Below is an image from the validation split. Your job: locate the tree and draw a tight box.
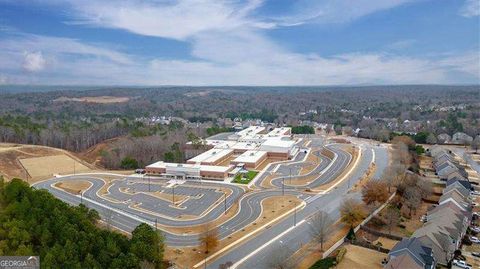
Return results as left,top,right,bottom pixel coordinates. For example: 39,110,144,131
130,224,164,268
472,135,480,154
200,225,219,254
426,133,437,144
266,245,295,269
361,180,389,206
308,211,333,251
340,199,366,228
403,187,422,217
120,156,139,169
384,205,400,235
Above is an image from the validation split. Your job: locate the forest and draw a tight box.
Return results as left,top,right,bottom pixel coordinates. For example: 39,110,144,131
0,178,165,268
0,85,478,168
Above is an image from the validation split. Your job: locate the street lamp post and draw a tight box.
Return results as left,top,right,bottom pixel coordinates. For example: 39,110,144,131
148,175,151,192
224,191,227,215
294,202,297,226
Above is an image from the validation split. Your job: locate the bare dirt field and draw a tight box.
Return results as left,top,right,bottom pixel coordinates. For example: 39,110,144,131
0,143,96,183
53,96,130,104
20,154,91,179
336,244,386,269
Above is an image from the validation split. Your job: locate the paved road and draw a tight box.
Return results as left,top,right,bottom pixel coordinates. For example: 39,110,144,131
33,138,388,267
210,145,389,269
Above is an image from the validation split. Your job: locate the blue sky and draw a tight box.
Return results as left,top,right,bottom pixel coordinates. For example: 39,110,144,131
0,0,478,85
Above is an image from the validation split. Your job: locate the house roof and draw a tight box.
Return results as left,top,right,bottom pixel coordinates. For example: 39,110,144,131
388,238,435,269
446,178,472,191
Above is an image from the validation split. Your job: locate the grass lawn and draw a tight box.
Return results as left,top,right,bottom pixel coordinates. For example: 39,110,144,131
232,170,258,184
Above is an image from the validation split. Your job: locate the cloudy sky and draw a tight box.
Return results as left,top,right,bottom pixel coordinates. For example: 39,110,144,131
0,0,479,85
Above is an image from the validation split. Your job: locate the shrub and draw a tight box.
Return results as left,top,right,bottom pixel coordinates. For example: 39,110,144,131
336,247,347,264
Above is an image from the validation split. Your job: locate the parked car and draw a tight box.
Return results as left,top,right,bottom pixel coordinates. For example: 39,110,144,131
420,215,428,223
471,252,480,258
470,226,480,233
470,191,480,196
135,169,146,174
470,236,480,244
453,259,472,269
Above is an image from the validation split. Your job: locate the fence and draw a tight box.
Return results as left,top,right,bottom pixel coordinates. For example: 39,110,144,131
359,225,403,241
322,191,397,258
348,239,391,254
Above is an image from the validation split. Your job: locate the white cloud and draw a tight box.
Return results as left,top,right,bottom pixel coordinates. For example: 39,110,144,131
265,0,417,27
0,74,7,84
22,51,46,72
386,39,417,50
63,0,266,40
0,0,478,85
460,0,480,17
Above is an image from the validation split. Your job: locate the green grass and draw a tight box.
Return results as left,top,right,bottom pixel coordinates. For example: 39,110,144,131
309,257,336,269
232,170,258,184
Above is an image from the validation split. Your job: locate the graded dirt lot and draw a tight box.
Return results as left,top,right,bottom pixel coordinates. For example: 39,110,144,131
20,155,91,179
0,143,96,183
336,244,386,269
54,96,130,103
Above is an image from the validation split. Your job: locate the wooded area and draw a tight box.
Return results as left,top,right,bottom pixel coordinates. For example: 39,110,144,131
0,178,165,268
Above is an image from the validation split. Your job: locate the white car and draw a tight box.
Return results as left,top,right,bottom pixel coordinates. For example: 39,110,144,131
470,191,480,196
470,236,480,243
453,259,472,269
471,226,480,233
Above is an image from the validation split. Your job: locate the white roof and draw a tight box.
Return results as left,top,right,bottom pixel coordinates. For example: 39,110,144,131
187,148,233,163
236,126,265,137
146,161,231,172
260,139,296,148
231,142,260,151
233,150,267,163
267,127,291,137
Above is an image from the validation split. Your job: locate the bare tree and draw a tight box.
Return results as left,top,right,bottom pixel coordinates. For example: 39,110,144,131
200,224,219,254
340,198,366,228
361,180,389,206
266,245,295,269
403,187,421,217
384,205,400,235
308,211,333,251
472,135,480,154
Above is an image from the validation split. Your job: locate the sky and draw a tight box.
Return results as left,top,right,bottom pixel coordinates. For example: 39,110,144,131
0,0,479,86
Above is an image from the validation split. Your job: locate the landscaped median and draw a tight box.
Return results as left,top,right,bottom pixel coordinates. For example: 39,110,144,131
232,170,258,184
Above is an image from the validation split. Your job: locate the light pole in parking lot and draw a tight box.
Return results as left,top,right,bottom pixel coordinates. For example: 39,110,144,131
282,177,285,196
172,184,176,205
148,175,151,192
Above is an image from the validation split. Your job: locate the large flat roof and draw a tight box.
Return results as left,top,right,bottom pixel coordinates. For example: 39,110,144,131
267,127,291,137
146,161,232,172
236,126,265,137
260,139,296,148
233,150,268,163
187,148,233,163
